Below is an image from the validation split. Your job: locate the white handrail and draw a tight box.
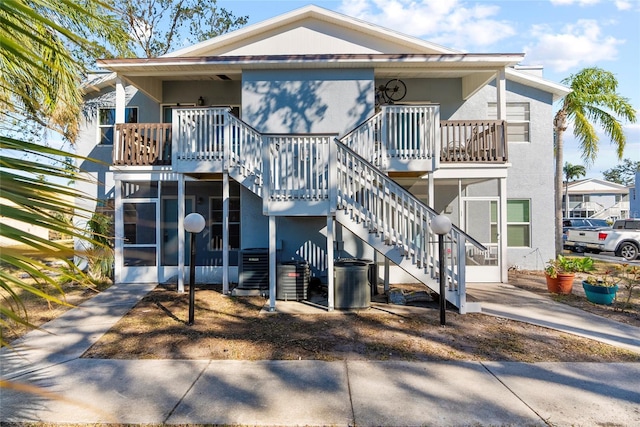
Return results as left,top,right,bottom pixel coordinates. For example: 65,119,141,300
335,140,485,297
227,114,263,186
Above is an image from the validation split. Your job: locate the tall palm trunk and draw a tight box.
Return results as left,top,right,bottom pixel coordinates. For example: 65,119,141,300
554,110,567,256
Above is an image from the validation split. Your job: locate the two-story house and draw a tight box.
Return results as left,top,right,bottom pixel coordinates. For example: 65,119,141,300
76,6,569,313
563,178,631,220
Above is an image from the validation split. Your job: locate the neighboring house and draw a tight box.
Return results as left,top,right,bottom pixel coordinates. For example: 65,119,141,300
630,172,639,219
76,6,569,312
563,178,631,220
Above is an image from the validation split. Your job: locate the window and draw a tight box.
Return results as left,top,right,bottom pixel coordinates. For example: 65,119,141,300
506,199,531,247
98,107,138,144
488,103,530,142
209,181,240,250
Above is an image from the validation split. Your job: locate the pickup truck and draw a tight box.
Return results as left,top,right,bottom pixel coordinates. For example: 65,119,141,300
565,219,640,261
565,226,611,254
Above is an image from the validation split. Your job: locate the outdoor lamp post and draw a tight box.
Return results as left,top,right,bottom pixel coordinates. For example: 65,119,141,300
184,212,206,326
432,214,452,326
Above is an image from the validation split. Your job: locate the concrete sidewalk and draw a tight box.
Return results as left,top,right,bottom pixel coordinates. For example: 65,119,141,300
1,281,640,426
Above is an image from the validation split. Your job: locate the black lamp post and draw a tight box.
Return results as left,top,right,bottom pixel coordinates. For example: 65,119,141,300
432,215,452,326
184,212,205,326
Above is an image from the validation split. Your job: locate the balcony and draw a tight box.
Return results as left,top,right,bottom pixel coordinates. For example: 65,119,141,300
114,108,508,170
114,123,172,166
440,120,508,163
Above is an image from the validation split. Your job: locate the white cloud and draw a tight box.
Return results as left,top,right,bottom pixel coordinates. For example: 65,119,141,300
550,0,635,11
614,0,634,10
338,0,516,49
550,0,600,6
522,20,623,72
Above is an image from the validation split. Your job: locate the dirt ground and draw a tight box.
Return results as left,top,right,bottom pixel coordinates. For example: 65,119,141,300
82,271,640,363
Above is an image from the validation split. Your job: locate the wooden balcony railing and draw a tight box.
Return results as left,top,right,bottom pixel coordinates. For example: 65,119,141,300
114,123,172,166
440,120,507,163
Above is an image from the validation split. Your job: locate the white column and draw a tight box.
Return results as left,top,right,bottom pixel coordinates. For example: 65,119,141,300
222,171,230,294
177,174,186,293
384,258,390,293
496,68,506,120
115,77,126,123
268,216,277,311
115,77,126,153
427,172,434,208
499,177,508,283
326,215,335,311
113,178,123,285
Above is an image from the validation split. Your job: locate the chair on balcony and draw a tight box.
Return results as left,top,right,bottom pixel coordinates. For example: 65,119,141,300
445,140,468,161
121,129,160,165
467,125,497,161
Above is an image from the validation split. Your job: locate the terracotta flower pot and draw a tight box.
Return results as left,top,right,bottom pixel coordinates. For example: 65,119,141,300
545,273,575,294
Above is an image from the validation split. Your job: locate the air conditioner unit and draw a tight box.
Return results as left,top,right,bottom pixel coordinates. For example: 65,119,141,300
238,248,269,290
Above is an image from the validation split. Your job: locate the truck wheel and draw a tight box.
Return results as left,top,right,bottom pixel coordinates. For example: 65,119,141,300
617,242,639,261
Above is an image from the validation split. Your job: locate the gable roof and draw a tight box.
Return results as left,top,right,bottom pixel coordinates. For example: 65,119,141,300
94,4,569,102
164,5,457,58
567,178,630,194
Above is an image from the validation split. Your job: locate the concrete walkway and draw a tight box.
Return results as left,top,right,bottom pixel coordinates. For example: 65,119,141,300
1,281,639,426
466,282,640,354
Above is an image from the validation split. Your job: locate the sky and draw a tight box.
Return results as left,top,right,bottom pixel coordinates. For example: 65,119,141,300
219,0,640,180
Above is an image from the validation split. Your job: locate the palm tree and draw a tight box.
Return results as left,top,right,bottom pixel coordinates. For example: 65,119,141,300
0,0,129,345
562,162,586,217
553,67,637,255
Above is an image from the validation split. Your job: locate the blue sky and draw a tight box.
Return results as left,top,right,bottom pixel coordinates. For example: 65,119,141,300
219,0,640,180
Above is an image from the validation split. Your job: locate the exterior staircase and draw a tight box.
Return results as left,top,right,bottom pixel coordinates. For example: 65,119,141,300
171,107,484,312
119,106,489,312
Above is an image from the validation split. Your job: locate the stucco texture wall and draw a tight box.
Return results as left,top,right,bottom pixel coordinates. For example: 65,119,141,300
241,69,374,135
472,81,556,270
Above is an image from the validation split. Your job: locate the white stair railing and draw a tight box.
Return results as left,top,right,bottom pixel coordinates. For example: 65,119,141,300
227,114,263,191
335,140,485,302
340,110,385,167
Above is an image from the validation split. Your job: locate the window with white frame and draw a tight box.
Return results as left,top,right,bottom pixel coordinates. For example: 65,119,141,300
488,102,530,142
98,107,138,144
506,199,531,247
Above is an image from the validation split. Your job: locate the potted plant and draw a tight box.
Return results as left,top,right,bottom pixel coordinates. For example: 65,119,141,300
583,264,639,306
544,255,594,294
582,273,619,305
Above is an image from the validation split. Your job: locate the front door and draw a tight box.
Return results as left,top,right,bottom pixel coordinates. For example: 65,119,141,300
463,198,500,282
